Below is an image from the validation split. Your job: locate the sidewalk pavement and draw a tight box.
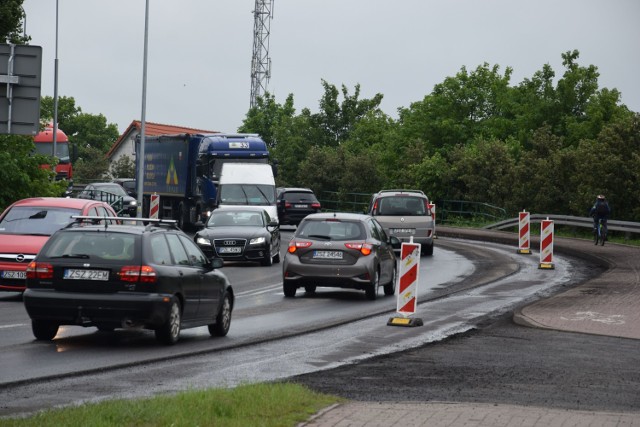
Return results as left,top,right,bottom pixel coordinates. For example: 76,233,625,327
299,227,640,426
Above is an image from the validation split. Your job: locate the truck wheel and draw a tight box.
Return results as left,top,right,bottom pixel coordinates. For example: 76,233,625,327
177,203,186,230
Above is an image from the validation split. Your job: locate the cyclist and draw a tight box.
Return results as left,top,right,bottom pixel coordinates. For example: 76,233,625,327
589,194,611,240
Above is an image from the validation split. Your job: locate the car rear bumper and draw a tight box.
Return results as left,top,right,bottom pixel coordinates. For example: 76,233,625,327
23,289,173,328
283,257,375,289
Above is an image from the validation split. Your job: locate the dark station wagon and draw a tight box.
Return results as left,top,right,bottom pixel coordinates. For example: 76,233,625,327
23,217,234,345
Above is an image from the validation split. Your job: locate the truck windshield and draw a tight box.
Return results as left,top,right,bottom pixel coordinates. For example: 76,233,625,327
33,142,70,161
219,184,275,205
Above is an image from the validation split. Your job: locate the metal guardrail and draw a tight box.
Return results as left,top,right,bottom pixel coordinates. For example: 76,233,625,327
484,214,640,236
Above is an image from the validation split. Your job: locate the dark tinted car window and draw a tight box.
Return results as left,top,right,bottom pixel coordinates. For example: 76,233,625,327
377,196,426,216
41,232,136,262
166,233,190,265
178,234,207,267
150,234,173,265
367,219,381,241
282,192,318,202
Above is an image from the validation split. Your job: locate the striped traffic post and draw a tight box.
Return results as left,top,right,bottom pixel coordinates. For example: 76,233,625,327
538,218,555,269
388,240,423,327
517,210,531,254
149,193,160,219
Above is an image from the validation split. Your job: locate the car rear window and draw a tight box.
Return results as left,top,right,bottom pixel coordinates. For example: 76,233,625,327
283,192,318,202
41,231,138,262
297,220,365,240
377,196,427,216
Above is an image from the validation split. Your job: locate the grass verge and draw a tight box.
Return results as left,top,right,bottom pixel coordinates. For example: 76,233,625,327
1,382,343,427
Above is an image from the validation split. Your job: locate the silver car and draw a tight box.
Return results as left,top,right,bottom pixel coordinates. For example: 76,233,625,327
282,213,399,300
368,189,435,256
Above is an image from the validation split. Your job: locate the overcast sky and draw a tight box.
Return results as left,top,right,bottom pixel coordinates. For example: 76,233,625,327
22,0,640,135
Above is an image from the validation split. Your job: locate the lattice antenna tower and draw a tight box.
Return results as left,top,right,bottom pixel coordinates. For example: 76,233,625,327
250,0,274,108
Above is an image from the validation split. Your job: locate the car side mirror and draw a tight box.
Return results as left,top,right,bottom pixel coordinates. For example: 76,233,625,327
267,220,279,228
389,235,401,249
211,257,224,269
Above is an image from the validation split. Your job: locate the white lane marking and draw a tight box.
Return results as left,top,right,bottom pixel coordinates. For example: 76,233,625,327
236,283,282,297
0,323,27,329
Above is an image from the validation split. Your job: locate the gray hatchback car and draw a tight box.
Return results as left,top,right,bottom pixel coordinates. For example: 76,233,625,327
368,189,435,256
282,212,399,300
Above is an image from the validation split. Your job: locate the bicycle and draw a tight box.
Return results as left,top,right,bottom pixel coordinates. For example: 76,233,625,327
594,217,607,246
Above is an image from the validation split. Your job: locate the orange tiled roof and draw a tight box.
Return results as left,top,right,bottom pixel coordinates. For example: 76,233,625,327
106,120,219,158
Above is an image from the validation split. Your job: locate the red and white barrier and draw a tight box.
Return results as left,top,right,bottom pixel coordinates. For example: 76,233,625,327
539,218,555,269
149,193,160,219
388,241,423,327
517,210,531,254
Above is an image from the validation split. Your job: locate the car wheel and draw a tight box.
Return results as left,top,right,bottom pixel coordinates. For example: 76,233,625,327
32,320,59,341
422,242,434,256
261,250,273,266
273,249,281,264
209,292,232,337
155,297,181,345
384,266,397,296
365,270,380,300
283,282,297,297
304,285,316,294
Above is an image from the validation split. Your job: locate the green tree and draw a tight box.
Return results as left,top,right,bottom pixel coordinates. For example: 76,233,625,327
0,0,30,44
110,155,136,179
40,96,119,180
0,135,67,210
73,145,110,182
309,80,384,147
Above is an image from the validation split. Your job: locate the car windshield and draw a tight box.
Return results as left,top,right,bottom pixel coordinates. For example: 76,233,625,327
219,184,275,205
42,231,138,261
297,220,365,241
208,211,265,227
377,196,426,216
95,184,127,197
0,206,80,235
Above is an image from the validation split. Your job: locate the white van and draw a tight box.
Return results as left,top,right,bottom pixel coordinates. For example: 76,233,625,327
216,163,278,223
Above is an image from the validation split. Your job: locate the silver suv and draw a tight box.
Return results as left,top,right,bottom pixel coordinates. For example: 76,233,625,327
368,189,435,256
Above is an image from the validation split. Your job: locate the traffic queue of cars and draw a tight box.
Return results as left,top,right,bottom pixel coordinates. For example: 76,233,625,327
0,186,434,344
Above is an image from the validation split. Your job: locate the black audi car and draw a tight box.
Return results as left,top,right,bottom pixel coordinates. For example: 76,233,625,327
195,206,281,266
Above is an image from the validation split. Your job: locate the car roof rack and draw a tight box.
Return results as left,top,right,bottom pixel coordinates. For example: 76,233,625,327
377,189,426,195
68,216,180,230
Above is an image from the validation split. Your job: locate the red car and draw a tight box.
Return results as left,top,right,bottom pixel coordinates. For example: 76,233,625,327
0,197,118,293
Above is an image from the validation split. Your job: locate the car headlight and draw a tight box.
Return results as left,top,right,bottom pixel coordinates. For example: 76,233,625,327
130,200,137,206
249,237,266,245
196,237,212,246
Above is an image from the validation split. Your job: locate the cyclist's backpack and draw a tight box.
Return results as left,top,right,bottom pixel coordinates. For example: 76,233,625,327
595,200,609,216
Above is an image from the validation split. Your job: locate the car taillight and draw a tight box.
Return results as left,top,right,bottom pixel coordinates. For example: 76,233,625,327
311,202,321,209
344,243,373,256
284,202,292,208
26,261,54,280
373,200,378,213
288,240,312,253
119,265,157,283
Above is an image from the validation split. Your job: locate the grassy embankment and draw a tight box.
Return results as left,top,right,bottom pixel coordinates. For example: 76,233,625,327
1,382,342,427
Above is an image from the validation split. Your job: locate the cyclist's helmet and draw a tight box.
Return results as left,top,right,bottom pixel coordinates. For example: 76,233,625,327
597,194,606,200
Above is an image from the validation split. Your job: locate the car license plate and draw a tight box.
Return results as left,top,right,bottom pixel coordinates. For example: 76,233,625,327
1,270,26,280
219,247,242,254
392,228,415,234
64,269,109,281
294,204,308,208
313,250,343,259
